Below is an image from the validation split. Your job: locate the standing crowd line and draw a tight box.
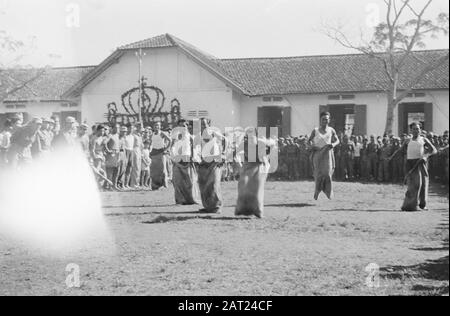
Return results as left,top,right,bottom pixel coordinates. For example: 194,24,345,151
1,114,449,189
0,113,447,216
0,114,174,192
268,130,449,186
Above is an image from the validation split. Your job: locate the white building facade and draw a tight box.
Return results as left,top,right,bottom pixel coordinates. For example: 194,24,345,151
2,34,449,136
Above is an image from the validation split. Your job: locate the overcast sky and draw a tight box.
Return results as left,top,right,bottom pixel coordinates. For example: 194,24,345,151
1,0,448,67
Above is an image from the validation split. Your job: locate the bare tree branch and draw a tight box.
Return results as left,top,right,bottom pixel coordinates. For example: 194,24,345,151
320,0,448,134
396,0,434,70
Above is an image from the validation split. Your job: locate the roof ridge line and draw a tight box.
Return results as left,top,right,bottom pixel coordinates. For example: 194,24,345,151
219,49,450,61
50,65,97,70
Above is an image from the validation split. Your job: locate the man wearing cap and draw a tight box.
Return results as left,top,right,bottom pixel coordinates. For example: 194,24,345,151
32,118,54,158
7,117,42,168
53,116,78,148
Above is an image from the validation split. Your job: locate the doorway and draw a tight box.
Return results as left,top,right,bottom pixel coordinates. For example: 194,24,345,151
328,104,355,135
398,103,433,135
257,106,291,137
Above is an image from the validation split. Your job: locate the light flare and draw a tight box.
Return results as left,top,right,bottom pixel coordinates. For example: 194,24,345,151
0,145,113,254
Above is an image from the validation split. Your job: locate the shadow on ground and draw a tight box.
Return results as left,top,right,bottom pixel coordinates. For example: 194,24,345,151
142,215,254,224
381,200,449,296
105,211,204,217
321,209,403,213
266,203,315,208
103,204,176,209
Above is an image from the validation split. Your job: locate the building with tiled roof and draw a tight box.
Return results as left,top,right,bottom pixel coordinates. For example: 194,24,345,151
1,34,448,136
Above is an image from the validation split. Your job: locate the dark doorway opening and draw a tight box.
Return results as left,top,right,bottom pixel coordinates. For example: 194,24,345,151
257,106,291,137
328,104,355,135
398,103,433,135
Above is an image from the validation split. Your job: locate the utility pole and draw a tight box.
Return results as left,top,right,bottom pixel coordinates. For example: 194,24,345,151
135,48,146,127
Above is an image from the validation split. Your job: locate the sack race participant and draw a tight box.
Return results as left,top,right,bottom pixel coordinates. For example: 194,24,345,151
197,118,225,214
150,121,171,190
171,119,200,205
308,112,340,200
235,128,277,219
389,122,437,212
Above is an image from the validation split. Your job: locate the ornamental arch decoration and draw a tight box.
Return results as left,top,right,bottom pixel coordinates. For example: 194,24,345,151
106,78,181,129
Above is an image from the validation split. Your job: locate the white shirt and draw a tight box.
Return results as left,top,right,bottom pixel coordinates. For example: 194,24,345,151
151,133,166,150
0,131,11,149
354,143,363,158
407,137,425,160
313,127,333,149
171,132,192,157
124,134,135,151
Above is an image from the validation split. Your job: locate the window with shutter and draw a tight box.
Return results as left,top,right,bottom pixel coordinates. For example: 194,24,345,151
354,104,367,136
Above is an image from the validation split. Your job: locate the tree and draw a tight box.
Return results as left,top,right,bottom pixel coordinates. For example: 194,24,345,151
323,0,449,135
0,31,47,103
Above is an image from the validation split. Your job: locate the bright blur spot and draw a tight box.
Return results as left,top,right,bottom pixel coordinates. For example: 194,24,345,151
0,146,113,255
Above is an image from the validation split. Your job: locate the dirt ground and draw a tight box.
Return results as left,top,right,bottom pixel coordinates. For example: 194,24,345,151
0,180,448,296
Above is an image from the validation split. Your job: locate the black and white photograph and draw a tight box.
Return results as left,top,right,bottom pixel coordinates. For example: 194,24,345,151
0,0,449,299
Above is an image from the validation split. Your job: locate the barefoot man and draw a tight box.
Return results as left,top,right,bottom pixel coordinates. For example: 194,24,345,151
389,122,437,212
308,112,340,200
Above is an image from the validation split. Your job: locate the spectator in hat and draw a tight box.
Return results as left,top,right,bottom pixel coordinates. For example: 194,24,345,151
53,116,78,148
32,118,54,159
7,117,42,169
